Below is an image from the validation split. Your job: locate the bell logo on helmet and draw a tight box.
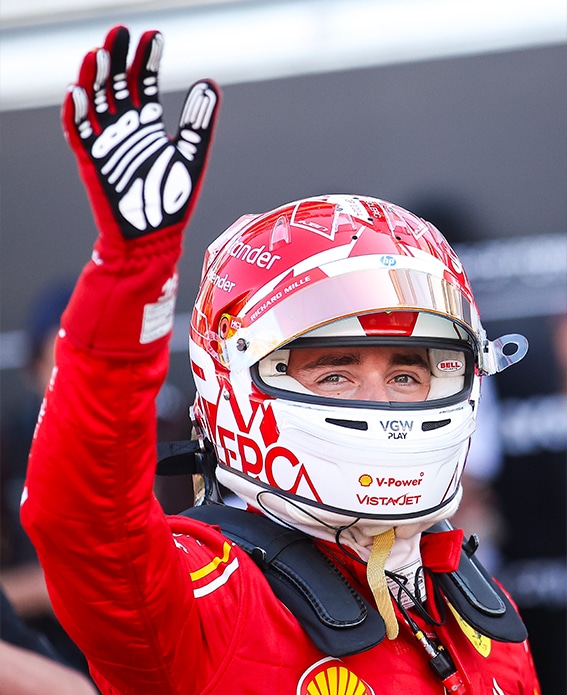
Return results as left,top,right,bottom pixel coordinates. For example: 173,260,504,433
437,360,464,372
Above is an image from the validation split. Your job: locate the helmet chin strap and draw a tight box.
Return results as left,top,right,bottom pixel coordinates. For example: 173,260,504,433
252,488,465,636
250,485,463,553
367,529,399,639
232,483,464,626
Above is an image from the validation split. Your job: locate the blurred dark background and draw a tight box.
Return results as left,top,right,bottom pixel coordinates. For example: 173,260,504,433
1,43,565,403
1,38,565,693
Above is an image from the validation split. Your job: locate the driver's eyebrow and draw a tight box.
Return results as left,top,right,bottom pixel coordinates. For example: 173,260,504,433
389,352,429,370
296,351,361,371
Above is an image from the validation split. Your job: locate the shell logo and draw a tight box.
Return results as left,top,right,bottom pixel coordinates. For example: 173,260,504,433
297,657,375,695
358,474,373,487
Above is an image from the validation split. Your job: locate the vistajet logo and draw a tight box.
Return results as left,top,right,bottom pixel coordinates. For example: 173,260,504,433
356,493,422,507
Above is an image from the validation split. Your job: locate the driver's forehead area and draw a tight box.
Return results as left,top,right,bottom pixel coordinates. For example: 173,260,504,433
287,345,431,374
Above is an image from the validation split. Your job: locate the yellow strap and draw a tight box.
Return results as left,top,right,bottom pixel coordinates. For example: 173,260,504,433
366,528,399,640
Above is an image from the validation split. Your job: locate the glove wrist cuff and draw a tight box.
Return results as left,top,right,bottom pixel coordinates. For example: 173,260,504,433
62,224,185,359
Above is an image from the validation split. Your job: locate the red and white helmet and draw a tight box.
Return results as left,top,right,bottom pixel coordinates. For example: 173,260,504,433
189,195,527,550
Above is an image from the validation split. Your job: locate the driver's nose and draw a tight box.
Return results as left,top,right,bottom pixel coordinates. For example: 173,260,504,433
355,374,390,402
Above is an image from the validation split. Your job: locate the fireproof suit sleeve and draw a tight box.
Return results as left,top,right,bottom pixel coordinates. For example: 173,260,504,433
20,25,223,695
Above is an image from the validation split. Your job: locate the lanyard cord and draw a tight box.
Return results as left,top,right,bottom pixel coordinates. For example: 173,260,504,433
334,529,467,694
386,565,445,625
388,569,467,693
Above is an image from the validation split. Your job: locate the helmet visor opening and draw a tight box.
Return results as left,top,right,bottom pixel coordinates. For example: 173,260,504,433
253,337,474,410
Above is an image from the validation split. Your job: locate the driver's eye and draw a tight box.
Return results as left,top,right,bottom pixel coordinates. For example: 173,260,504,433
392,374,419,384
319,374,343,384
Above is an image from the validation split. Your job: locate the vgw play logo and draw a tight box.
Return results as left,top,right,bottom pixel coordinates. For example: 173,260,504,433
380,419,413,439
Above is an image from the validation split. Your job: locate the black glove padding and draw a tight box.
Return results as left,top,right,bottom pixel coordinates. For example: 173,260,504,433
62,25,221,240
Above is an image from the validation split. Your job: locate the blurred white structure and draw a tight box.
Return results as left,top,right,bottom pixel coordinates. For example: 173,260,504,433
1,0,565,111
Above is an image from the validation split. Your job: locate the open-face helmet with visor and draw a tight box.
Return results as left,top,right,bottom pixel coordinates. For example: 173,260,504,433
189,195,527,550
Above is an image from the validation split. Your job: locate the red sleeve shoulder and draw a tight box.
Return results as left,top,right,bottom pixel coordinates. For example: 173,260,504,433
20,336,241,693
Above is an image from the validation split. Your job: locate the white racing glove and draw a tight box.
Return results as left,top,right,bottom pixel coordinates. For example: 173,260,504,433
60,25,221,358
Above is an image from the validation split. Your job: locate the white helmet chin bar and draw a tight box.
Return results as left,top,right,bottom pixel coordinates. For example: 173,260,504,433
218,467,465,560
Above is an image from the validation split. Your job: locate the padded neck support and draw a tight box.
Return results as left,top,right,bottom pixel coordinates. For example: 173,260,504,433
157,441,528,652
182,504,528,656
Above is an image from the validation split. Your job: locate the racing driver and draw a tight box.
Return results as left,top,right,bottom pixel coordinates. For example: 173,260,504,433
21,25,540,695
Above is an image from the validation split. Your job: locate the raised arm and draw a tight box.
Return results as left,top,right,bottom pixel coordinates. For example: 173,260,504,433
21,26,220,693
59,24,219,357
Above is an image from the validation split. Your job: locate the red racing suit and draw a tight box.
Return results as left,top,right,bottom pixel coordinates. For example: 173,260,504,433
21,221,540,694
